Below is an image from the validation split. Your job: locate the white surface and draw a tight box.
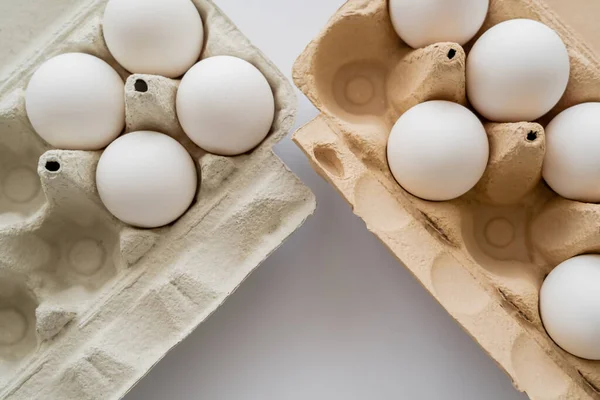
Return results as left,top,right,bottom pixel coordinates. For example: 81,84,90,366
125,1,527,399
467,18,570,122
177,56,274,155
389,0,488,48
540,254,600,360
543,102,600,202
103,0,204,78
387,101,488,201
96,131,197,228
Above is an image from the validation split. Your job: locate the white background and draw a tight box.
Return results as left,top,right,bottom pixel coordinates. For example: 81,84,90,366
125,1,528,399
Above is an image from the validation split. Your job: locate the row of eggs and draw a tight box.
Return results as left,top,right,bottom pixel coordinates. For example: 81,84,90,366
24,0,276,228
388,1,600,361
387,99,600,203
27,53,274,156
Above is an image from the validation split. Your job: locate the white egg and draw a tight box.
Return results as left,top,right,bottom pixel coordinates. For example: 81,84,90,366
540,254,600,360
387,100,489,201
96,131,197,228
25,53,124,150
388,0,489,48
103,0,204,78
467,19,570,122
543,103,600,202
176,56,275,156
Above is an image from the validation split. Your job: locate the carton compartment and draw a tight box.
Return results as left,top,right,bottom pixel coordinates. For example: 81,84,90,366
0,92,48,226
0,274,37,365
293,0,600,398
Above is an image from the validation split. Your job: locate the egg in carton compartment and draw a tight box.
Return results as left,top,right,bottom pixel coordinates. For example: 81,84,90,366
293,0,600,398
0,0,316,399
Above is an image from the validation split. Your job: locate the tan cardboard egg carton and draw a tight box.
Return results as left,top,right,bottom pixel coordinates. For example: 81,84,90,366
293,0,600,398
0,0,316,399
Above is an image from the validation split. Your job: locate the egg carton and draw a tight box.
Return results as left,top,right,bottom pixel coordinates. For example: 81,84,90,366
0,1,316,399
293,0,600,399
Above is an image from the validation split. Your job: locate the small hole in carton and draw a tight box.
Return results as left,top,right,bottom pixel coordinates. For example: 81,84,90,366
45,161,60,172
527,131,538,142
134,79,148,93
447,49,456,59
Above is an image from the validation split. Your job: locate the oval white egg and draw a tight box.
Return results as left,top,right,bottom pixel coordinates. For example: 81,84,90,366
543,103,600,202
176,56,275,156
96,131,198,228
389,0,489,48
25,53,124,150
540,254,600,360
386,100,489,201
467,19,570,122
103,0,204,78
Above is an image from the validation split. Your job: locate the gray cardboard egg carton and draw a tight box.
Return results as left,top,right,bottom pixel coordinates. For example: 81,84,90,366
293,0,600,399
0,1,315,399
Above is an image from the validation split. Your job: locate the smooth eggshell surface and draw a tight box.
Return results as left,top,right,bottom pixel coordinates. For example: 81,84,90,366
466,19,570,122
176,55,275,156
387,100,489,201
103,0,204,78
389,0,489,48
96,131,198,228
25,52,125,150
540,254,600,360
543,103,600,202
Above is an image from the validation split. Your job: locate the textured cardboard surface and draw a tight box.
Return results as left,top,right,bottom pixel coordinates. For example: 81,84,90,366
544,0,600,56
293,0,600,398
0,1,315,399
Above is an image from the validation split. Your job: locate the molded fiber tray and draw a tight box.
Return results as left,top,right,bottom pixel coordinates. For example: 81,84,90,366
293,0,600,399
0,1,315,399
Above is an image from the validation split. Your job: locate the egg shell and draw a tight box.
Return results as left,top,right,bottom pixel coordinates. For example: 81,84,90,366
542,102,600,202
540,254,600,360
389,0,489,48
25,52,125,150
386,100,489,201
96,131,198,228
466,19,570,122
102,0,204,78
176,56,275,156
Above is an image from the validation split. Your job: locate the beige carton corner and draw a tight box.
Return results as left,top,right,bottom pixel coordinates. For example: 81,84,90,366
293,0,600,399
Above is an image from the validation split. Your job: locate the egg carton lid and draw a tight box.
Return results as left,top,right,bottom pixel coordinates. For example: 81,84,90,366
0,1,315,399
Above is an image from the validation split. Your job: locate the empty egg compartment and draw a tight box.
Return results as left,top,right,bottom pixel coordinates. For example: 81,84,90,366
0,272,38,379
293,0,600,399
0,90,48,227
0,1,315,399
